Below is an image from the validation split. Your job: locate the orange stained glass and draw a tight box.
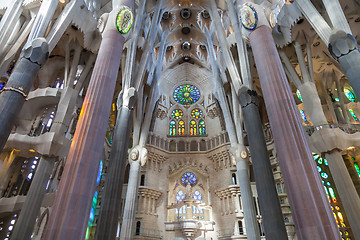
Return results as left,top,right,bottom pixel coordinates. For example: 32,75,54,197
179,120,185,135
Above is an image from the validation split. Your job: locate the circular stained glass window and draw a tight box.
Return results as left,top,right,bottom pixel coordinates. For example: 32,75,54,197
172,109,183,119
174,85,200,105
191,108,203,118
181,172,197,186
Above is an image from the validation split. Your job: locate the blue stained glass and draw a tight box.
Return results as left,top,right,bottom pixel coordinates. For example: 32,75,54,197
199,120,206,135
344,87,356,102
176,190,185,202
193,190,202,201
96,160,103,185
349,109,358,121
170,120,176,136
0,82,5,91
300,110,307,122
317,166,322,172
181,172,197,186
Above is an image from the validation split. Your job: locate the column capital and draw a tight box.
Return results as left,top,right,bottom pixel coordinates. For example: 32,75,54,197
21,38,49,67
328,31,359,61
129,145,148,166
238,86,259,108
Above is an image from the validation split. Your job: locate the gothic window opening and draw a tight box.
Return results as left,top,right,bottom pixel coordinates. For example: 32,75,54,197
199,120,206,135
169,120,176,136
135,221,141,235
140,174,145,186
190,120,197,135
238,220,244,235
232,173,237,185
176,190,185,203
178,120,185,135
29,105,57,136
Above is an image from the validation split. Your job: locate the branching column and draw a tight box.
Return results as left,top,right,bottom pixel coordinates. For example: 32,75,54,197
43,4,133,238
239,3,340,239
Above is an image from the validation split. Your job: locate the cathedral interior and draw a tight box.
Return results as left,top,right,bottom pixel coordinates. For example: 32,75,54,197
0,0,360,239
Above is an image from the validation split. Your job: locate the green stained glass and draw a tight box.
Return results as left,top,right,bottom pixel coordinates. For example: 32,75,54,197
349,109,358,121
191,108,203,118
174,85,200,105
354,163,360,177
344,87,356,102
321,172,329,179
296,89,303,102
190,120,197,135
317,166,322,172
199,120,206,135
178,120,185,135
170,120,176,136
172,109,183,119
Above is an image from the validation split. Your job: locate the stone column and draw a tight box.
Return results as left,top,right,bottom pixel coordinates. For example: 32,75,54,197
95,88,137,240
0,38,49,152
325,151,360,239
43,5,133,238
120,145,147,240
231,146,261,240
238,88,288,240
10,156,55,240
239,3,341,239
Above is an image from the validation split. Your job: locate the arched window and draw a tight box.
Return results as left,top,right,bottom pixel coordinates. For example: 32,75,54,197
238,220,244,235
135,221,141,235
193,190,202,202
176,190,185,203
178,120,185,135
140,174,145,186
232,173,237,185
169,120,176,136
190,120,197,135
199,120,206,135
344,87,356,102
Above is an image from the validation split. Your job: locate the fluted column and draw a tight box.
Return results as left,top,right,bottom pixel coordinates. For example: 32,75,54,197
10,156,55,240
94,88,136,240
239,3,341,239
238,88,288,240
120,145,147,240
43,5,133,238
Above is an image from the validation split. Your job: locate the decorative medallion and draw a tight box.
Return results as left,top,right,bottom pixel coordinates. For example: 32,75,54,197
191,108,203,118
240,4,258,30
268,11,276,29
116,8,134,34
171,109,183,119
174,85,201,105
240,150,247,159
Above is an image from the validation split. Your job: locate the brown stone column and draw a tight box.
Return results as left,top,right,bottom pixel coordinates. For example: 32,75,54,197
43,29,125,239
249,25,341,240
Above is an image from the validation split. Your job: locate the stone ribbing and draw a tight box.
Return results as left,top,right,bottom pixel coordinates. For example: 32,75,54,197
43,29,125,240
249,26,341,240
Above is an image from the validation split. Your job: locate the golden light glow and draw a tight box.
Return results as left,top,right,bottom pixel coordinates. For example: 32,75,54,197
29,149,36,152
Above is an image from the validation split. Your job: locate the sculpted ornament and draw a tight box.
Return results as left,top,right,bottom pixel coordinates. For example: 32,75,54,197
240,4,258,30
116,7,134,34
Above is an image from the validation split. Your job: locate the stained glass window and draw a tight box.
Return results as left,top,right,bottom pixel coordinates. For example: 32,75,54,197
349,109,358,121
199,120,206,135
344,87,356,102
176,190,185,202
178,120,185,135
191,108,203,118
190,120,197,135
174,85,200,105
170,120,176,136
193,190,203,201
300,110,307,122
181,172,197,186
354,162,360,177
296,89,303,102
0,81,5,91
172,109,183,119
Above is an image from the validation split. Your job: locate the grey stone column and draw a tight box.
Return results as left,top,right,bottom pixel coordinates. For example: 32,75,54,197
95,88,137,240
238,88,288,240
0,38,49,152
231,145,261,240
328,31,360,98
10,156,55,240
120,145,147,239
